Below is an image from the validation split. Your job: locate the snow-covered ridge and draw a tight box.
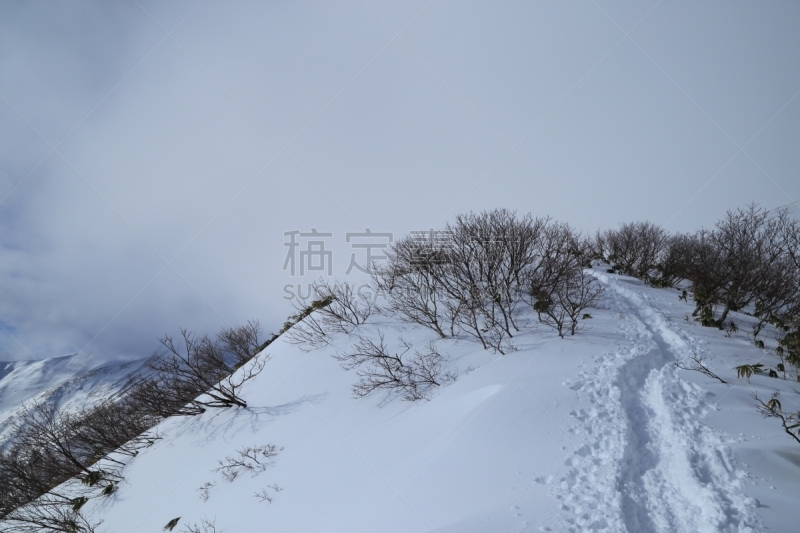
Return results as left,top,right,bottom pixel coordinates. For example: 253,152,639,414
30,271,790,532
1,264,798,532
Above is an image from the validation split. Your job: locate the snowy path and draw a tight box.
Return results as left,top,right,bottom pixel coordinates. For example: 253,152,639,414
555,273,760,532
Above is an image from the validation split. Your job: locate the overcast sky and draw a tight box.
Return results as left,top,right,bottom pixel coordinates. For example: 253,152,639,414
1,0,798,363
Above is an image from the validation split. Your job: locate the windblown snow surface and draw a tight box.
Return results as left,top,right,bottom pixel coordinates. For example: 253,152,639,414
71,271,799,532
0,353,145,440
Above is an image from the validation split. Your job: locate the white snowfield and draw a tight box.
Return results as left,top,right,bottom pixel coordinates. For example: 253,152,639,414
75,271,797,532
0,353,144,440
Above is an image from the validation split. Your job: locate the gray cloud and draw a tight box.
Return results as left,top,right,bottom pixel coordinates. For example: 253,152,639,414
1,0,798,362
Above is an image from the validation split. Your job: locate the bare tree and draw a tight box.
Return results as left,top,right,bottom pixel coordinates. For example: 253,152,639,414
704,204,786,326
529,272,602,339
562,271,605,336
430,210,551,352
334,334,456,401
0,491,101,533
527,223,601,338
596,221,669,282
376,210,602,351
72,397,161,462
9,401,110,486
0,402,111,533
373,234,453,339
283,297,333,351
216,320,267,367
311,279,376,333
284,280,375,350
147,327,267,411
125,374,207,418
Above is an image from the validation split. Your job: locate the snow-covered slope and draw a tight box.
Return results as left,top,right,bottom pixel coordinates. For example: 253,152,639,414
73,272,800,532
0,353,145,440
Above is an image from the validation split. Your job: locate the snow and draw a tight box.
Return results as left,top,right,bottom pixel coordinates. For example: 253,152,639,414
25,271,800,531
0,353,145,441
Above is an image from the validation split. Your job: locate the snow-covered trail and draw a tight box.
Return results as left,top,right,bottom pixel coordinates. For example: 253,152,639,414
556,273,760,532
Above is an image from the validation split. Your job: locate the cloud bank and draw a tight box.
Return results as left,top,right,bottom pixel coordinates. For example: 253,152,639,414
1,0,798,361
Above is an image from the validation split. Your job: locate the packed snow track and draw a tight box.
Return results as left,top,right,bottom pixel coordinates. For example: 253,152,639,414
557,273,760,532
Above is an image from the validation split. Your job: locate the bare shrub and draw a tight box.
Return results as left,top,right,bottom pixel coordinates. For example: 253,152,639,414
197,482,214,502
373,234,455,338
217,320,266,367
212,444,282,483
668,204,795,329
710,204,789,326
311,279,375,332
527,222,602,338
375,210,602,351
530,269,603,338
254,488,273,503
253,484,282,504
284,280,375,350
283,297,333,351
182,517,217,533
0,323,266,530
561,271,605,336
754,392,800,445
72,398,161,462
596,221,669,282
437,210,537,350
125,374,207,418
334,334,456,401
146,326,268,411
674,351,727,384
10,401,114,487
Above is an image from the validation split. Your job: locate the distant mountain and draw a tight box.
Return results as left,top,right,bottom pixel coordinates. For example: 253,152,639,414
0,352,146,440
